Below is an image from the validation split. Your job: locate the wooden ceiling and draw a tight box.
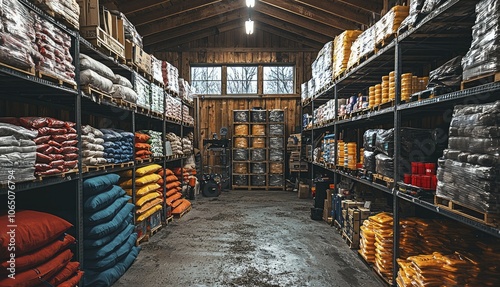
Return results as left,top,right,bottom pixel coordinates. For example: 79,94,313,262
103,0,386,52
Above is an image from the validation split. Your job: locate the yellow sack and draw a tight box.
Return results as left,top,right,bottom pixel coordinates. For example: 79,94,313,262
136,204,162,222
136,183,161,197
136,192,161,207
136,173,162,186
121,164,162,178
136,198,163,215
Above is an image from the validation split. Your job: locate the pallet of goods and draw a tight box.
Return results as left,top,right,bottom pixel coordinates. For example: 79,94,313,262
78,0,125,62
31,0,80,31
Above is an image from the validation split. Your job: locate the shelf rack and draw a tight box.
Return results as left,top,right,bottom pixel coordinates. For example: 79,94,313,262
0,0,194,276
302,0,500,285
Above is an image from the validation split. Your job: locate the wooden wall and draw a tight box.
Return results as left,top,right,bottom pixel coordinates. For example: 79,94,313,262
153,29,318,151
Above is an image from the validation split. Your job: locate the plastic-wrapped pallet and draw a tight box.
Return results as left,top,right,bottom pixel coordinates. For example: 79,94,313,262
437,100,500,213
34,15,76,86
0,0,37,70
178,78,194,104
150,83,164,113
0,122,37,183
14,117,78,176
348,26,375,69
32,0,80,30
150,55,163,84
165,94,182,121
100,129,134,164
162,61,179,94
462,0,500,80
135,132,152,160
82,125,106,166
374,6,409,47
311,41,334,91
182,136,192,155
301,82,309,104
134,72,150,109
333,30,362,78
182,104,194,126
398,0,426,32
83,173,139,287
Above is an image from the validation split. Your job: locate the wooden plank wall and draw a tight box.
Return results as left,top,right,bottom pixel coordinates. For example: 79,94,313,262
153,29,319,154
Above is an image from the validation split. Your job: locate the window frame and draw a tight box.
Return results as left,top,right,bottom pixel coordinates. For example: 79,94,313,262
190,65,223,95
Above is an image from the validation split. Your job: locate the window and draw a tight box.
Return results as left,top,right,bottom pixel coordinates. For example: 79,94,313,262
190,66,222,94
227,66,258,94
263,66,294,94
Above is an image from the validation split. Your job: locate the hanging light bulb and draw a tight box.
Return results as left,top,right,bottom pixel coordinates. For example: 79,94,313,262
245,19,254,34
246,0,255,8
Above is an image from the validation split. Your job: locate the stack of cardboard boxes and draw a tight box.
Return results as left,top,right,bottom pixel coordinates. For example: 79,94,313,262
322,190,333,223
341,200,370,248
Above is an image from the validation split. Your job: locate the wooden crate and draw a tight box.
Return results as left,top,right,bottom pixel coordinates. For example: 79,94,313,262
125,40,152,76
80,26,125,61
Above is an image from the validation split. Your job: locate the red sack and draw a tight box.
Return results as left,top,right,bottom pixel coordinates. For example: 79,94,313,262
64,161,78,169
61,147,78,154
52,134,77,142
35,163,52,172
46,117,65,128
48,140,62,148
61,140,78,147
20,117,48,129
34,135,51,144
50,160,65,168
63,153,78,161
36,144,51,153
49,154,65,161
38,127,66,136
37,168,61,175
36,152,52,163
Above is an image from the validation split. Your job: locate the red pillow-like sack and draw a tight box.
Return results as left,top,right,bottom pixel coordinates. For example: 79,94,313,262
44,261,80,286
56,270,84,287
0,234,75,274
0,249,73,287
0,210,73,259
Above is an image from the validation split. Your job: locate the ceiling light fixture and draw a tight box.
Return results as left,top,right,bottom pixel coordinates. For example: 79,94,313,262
246,0,255,8
245,19,254,34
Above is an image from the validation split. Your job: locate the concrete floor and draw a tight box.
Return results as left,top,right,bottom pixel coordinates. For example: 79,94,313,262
114,190,386,287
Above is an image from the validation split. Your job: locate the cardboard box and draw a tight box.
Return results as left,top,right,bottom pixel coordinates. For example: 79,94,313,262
298,183,309,199
358,207,371,220
77,0,100,27
342,200,365,210
348,207,360,221
323,199,332,221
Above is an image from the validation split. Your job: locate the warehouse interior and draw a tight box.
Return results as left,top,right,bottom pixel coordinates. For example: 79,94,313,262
0,0,499,286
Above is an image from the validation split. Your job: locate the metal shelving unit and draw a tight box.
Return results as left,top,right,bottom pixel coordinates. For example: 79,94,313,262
302,0,500,285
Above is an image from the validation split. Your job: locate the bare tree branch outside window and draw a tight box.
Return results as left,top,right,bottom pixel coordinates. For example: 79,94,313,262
191,66,222,94
227,66,257,94
264,66,294,94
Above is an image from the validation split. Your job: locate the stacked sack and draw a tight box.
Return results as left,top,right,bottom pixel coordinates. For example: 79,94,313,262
0,210,82,287
18,117,79,176
166,132,183,156
462,0,500,80
359,219,376,264
170,168,192,216
165,94,182,121
83,174,139,287
82,125,106,166
150,83,164,114
0,122,37,183
80,53,137,103
100,129,134,164
142,130,163,157
182,135,193,156
311,41,333,92
120,165,163,223
134,132,152,160
161,168,182,209
32,0,80,30
0,0,37,70
437,100,500,213
183,104,194,126
151,55,163,84
34,15,76,85
370,212,394,280
162,61,179,94
347,26,375,69
134,72,150,109
178,78,194,105
333,30,362,78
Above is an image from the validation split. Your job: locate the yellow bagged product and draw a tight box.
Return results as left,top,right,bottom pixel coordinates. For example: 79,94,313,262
235,124,249,135
136,198,163,215
136,204,162,222
136,173,162,186
136,183,161,197
136,192,161,207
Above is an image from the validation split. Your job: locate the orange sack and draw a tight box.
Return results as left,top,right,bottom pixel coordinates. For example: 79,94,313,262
172,199,192,215
166,192,182,205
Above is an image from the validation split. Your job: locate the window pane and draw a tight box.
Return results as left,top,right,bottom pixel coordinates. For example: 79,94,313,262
190,66,221,94
263,66,294,94
227,66,258,94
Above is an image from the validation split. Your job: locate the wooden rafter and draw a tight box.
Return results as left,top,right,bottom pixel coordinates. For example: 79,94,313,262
117,0,169,14
253,13,331,45
337,0,384,14
255,2,343,38
257,24,323,49
258,0,360,31
293,0,371,25
143,8,246,46
128,0,223,27
138,0,243,37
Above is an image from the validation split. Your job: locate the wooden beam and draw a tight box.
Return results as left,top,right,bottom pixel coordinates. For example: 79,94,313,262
257,24,323,49
118,0,169,14
255,3,342,38
164,47,320,52
138,0,243,37
144,9,246,46
146,20,244,52
259,0,359,31
337,0,384,14
253,13,331,45
294,0,370,25
128,0,223,27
